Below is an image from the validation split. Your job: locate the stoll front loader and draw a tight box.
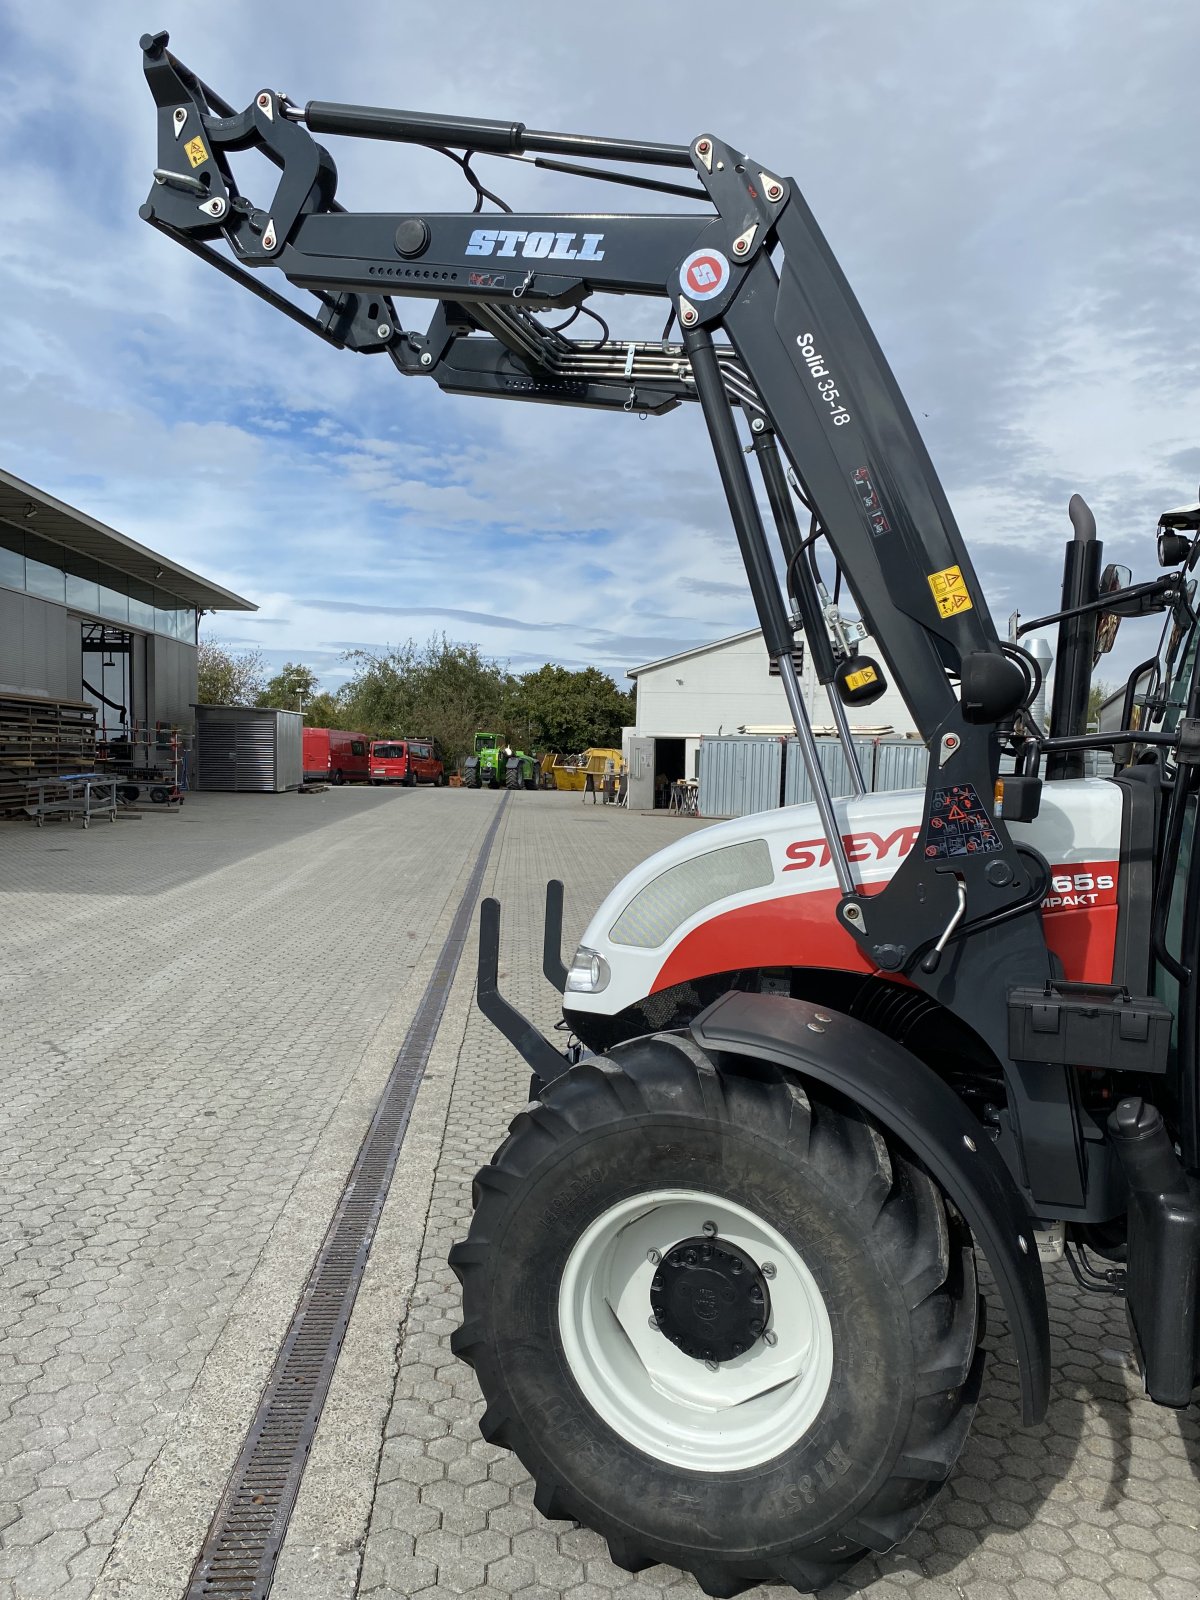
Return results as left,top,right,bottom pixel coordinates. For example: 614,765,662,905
140,34,1200,1593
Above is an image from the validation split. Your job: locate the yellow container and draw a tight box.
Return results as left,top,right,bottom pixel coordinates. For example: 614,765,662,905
549,748,623,792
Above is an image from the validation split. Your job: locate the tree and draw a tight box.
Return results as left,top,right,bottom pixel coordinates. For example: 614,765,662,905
1087,679,1114,731
303,689,348,728
339,635,509,763
511,664,635,752
257,662,319,711
196,638,265,706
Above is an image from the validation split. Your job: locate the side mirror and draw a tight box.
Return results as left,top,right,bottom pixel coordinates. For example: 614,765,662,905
1093,563,1132,662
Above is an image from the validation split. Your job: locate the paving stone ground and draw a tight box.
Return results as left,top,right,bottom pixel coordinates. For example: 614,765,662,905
3,789,1199,1600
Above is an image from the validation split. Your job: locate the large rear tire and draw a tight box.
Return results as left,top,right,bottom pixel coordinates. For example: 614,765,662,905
452,1035,982,1596
505,762,521,790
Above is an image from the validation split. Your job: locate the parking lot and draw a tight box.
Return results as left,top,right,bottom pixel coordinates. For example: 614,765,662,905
2,788,1200,1600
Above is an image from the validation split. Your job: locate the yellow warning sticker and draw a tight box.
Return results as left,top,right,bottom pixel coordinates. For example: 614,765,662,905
845,665,878,692
184,136,209,168
927,564,974,619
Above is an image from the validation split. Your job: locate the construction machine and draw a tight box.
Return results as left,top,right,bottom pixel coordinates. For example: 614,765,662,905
464,731,538,789
140,33,1200,1593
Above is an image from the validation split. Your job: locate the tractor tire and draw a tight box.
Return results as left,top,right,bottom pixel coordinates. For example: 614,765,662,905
451,1035,982,1597
505,763,521,790
465,764,481,789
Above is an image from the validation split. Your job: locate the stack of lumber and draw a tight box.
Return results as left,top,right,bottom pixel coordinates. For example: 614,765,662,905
0,692,97,815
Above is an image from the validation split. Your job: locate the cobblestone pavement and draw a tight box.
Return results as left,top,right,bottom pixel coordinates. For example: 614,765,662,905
4,790,1200,1600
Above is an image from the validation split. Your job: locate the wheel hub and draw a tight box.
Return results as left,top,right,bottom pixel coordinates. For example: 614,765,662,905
650,1235,771,1363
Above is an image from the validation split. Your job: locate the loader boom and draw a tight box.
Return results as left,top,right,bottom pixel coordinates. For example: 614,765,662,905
138,29,1052,1060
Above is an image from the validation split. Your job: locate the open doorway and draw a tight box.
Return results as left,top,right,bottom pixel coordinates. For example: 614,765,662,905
81,624,135,742
653,736,685,808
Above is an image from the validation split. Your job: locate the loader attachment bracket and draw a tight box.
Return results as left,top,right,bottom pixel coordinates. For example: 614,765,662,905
477,897,569,1092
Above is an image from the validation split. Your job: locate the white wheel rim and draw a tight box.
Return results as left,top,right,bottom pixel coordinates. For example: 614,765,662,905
558,1188,834,1471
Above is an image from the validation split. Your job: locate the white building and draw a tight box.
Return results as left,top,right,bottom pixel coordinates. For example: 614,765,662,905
626,628,917,793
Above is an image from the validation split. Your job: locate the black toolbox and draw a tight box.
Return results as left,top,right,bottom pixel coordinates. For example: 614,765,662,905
1008,979,1173,1073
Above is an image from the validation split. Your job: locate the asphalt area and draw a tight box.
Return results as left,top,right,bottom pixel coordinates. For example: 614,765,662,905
2,787,1198,1600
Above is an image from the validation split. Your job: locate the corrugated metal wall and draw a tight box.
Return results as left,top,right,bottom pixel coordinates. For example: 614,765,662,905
783,738,878,806
195,706,303,792
698,736,784,818
700,735,933,818
149,635,198,728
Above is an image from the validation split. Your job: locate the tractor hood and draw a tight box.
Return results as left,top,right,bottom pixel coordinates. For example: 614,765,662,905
564,780,1124,1019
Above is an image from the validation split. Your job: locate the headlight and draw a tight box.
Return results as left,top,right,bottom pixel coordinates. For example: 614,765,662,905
565,946,610,994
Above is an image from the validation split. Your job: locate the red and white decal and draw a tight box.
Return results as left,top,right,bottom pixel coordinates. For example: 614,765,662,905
784,828,920,871
679,248,731,300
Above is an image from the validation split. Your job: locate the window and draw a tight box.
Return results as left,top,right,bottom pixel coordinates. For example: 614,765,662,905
66,572,101,612
25,553,65,603
0,538,24,592
351,740,365,756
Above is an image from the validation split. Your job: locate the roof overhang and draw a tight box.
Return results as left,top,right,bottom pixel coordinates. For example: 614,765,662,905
0,467,256,612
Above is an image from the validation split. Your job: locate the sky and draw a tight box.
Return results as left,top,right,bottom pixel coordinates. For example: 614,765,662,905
2,1,1200,699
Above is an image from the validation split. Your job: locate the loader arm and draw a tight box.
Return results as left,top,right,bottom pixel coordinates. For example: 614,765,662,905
138,31,1053,1055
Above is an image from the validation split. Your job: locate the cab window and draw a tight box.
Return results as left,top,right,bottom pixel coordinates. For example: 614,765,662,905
351,740,365,756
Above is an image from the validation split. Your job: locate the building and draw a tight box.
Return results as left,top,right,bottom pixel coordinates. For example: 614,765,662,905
0,467,255,738
627,627,917,794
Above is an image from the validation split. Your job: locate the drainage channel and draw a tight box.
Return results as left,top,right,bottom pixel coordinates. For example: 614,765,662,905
185,793,510,1600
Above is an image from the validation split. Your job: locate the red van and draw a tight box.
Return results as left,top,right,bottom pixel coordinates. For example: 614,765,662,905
302,728,370,785
369,738,444,786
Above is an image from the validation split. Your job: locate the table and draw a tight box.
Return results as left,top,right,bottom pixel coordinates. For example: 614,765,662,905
669,778,699,817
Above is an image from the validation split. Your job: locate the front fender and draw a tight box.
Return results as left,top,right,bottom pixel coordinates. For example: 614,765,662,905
690,990,1050,1425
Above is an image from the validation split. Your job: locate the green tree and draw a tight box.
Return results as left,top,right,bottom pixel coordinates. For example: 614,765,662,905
1088,679,1114,731
511,664,634,752
257,662,319,712
196,638,265,706
339,635,509,764
303,689,348,728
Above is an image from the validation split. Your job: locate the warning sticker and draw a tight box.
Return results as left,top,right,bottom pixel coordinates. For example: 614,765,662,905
846,665,878,692
924,783,1003,860
927,564,973,618
184,136,209,168
679,248,730,301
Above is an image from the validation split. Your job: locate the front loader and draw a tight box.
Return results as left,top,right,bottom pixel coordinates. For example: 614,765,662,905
139,33,1200,1594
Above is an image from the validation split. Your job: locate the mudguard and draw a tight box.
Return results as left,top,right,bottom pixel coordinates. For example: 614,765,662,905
691,990,1051,1424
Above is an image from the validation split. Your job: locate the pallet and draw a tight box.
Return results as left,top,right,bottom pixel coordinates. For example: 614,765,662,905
0,692,98,816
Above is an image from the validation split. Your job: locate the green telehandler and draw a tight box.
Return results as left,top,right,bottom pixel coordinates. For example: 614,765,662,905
463,732,537,790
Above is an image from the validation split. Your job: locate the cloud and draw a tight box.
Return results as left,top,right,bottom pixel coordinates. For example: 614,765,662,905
2,1,1199,700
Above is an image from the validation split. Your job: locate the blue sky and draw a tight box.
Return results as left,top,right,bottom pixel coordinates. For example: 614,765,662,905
3,2,1200,697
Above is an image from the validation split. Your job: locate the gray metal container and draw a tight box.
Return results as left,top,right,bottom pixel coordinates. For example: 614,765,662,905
698,736,784,818
872,739,929,794
783,737,877,806
194,704,303,792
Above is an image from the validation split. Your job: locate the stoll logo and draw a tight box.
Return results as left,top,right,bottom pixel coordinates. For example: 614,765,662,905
465,228,605,261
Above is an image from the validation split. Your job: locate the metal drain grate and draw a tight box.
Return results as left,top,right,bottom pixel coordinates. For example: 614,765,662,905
185,794,510,1599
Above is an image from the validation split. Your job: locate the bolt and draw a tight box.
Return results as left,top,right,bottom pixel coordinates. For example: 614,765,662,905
683,1248,697,1265
766,183,783,201
734,238,748,254
844,905,861,923
646,1248,661,1265
258,92,271,109
750,416,766,432
750,1319,762,1335
806,1021,825,1034
814,1012,832,1024
963,1134,977,1153
762,1261,777,1280
716,160,724,170
702,1220,718,1237
696,139,710,155
763,1329,778,1347
704,1358,719,1372
680,306,697,326
377,323,392,339
419,351,433,366
648,1315,660,1330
